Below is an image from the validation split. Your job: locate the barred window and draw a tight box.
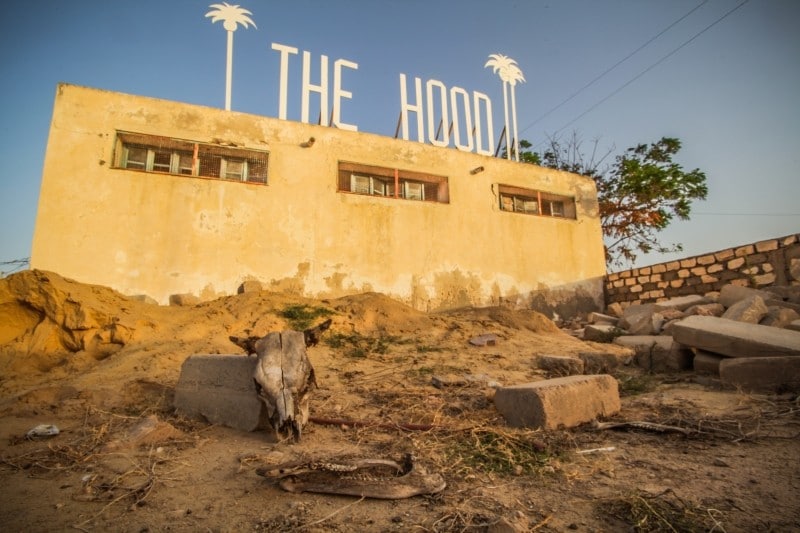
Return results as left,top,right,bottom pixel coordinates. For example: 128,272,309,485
498,184,576,219
337,161,449,203
114,132,268,184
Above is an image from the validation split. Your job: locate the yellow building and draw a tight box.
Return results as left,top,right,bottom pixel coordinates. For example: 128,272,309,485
31,83,606,314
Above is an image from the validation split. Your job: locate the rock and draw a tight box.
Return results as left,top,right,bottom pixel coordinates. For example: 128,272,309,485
760,307,800,329
613,336,692,372
692,350,726,375
787,320,800,333
535,354,585,376
582,324,620,342
671,315,800,358
469,334,498,346
493,374,620,430
237,280,263,294
720,356,800,393
718,284,772,308
721,295,768,324
169,293,201,306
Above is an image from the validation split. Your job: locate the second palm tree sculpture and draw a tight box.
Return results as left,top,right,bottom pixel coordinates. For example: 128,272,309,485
206,3,256,111
485,54,525,161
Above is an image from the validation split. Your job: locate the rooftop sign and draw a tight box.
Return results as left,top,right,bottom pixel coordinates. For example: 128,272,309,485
206,3,525,161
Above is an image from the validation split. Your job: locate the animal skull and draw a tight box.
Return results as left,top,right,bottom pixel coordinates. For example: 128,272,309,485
230,319,331,441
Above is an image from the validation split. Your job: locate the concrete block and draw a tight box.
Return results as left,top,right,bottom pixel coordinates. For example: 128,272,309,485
174,354,268,431
493,375,620,430
583,324,620,342
692,350,726,375
671,316,800,358
535,354,584,376
720,356,800,393
578,351,631,373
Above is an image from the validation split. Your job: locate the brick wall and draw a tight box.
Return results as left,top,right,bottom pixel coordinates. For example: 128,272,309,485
605,233,800,309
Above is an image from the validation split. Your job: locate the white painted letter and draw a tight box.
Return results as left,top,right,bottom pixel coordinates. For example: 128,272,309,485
449,87,474,152
333,59,358,131
426,79,449,147
302,51,329,125
271,43,298,120
473,91,494,156
399,74,424,142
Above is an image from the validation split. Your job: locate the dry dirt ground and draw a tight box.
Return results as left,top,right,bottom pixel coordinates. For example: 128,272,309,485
0,270,798,532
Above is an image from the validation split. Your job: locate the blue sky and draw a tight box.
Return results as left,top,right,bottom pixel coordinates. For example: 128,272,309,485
1,0,798,273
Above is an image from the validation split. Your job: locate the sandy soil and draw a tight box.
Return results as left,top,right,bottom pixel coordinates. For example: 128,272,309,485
0,270,798,532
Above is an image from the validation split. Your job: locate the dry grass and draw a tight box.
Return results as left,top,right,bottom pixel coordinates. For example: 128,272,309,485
597,488,726,532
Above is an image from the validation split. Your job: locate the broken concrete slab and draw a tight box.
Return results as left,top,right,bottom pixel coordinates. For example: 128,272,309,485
174,354,267,432
692,350,725,375
718,284,772,308
535,354,584,376
494,375,620,430
653,294,710,312
587,312,619,325
613,336,692,372
720,356,800,393
620,303,659,335
721,295,768,324
671,315,800,358
685,303,725,317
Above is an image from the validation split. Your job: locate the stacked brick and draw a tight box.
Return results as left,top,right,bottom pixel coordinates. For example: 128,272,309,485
605,233,800,309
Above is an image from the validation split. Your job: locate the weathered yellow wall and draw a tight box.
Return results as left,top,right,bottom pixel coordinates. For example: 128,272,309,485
31,84,607,311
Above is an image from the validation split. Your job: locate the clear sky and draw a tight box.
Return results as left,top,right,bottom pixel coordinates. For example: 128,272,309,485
1,0,798,274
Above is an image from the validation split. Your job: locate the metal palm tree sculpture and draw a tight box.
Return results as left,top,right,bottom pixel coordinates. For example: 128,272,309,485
485,54,525,161
206,3,256,111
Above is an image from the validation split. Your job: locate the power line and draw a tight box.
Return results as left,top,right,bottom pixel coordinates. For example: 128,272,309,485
693,212,800,216
520,0,709,136
532,0,751,146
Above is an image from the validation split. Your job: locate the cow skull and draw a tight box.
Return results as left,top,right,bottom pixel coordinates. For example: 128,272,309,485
230,319,331,441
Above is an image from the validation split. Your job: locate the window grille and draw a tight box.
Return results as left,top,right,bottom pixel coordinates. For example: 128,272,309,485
498,184,576,219
114,132,268,184
337,161,449,203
